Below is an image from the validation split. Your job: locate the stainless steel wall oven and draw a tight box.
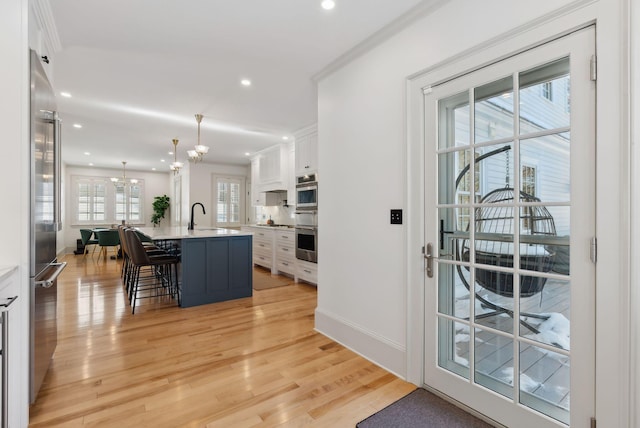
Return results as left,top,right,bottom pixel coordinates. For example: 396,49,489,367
295,210,317,263
295,173,318,210
295,226,317,263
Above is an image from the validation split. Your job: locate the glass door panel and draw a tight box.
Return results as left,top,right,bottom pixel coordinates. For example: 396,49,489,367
425,28,595,427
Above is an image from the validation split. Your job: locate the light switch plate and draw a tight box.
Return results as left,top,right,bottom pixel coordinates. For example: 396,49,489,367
390,209,402,225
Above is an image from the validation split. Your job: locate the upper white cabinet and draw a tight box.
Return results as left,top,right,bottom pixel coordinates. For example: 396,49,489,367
294,126,318,175
255,143,289,192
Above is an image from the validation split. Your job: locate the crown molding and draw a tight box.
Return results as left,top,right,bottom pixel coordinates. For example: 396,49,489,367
30,0,61,54
312,0,450,82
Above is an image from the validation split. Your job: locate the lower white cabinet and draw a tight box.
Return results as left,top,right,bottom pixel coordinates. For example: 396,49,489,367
241,226,275,271
241,226,317,284
274,229,296,276
296,259,317,285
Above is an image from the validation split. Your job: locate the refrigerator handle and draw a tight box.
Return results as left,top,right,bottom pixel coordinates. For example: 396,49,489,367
34,262,67,288
54,112,62,232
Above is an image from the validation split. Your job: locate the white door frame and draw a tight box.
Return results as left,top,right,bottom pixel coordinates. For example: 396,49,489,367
405,6,632,427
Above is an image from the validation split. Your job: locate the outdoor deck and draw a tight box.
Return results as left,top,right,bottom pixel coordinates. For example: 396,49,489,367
451,277,571,421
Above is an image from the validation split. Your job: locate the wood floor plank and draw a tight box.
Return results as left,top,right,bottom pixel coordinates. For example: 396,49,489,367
29,254,414,427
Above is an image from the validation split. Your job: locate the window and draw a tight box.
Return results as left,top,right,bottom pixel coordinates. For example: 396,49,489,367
541,81,553,101
521,164,537,196
72,175,145,225
214,176,244,227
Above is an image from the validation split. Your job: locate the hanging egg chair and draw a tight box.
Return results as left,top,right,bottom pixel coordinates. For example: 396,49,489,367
459,187,557,298
452,146,558,334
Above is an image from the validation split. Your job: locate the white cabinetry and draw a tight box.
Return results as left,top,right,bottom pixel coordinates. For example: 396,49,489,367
257,144,288,192
296,259,317,285
242,226,275,271
251,143,294,205
294,126,318,175
274,229,296,276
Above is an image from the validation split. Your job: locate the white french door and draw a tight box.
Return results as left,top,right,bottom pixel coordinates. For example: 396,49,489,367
423,27,595,427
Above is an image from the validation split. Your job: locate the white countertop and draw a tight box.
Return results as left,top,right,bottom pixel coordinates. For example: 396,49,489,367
243,224,296,230
137,227,253,240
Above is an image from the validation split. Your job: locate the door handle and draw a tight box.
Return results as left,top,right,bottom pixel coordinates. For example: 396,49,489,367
425,243,434,278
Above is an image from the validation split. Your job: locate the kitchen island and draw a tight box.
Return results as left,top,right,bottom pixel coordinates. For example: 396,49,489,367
137,227,253,308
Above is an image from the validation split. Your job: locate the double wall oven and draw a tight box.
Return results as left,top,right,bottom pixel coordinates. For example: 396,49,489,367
295,173,318,263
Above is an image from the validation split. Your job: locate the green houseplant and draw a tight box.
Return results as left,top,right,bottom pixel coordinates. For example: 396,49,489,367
151,195,170,226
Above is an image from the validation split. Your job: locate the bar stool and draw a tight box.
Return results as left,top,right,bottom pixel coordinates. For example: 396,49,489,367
125,229,180,314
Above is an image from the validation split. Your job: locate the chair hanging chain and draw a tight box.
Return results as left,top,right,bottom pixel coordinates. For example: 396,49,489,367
505,150,510,187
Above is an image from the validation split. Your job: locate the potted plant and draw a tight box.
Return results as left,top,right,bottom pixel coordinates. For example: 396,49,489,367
151,195,170,227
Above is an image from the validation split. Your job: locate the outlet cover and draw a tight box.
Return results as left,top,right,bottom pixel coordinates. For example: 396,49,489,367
390,209,402,225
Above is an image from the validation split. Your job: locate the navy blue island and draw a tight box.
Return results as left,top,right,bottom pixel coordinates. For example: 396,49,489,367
138,227,253,308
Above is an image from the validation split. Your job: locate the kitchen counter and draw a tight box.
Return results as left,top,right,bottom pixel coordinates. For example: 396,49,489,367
247,224,296,229
137,227,253,308
137,226,252,240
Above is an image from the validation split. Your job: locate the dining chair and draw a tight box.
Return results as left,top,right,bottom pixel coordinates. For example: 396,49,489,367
96,229,120,260
79,229,99,258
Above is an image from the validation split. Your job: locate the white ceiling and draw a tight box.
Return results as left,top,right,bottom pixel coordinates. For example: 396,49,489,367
46,0,428,172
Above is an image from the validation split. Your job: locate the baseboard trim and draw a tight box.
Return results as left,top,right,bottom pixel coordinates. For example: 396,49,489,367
314,308,406,379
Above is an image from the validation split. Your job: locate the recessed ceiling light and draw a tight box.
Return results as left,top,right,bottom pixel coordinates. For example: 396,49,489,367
89,163,94,166
282,136,289,140
241,79,252,87
321,0,335,10
245,152,251,156
161,159,166,162
84,152,91,156
168,151,174,155
152,167,156,171
73,124,82,128
60,92,72,98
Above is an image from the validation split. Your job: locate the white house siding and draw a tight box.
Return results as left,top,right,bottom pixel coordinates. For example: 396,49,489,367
317,0,631,426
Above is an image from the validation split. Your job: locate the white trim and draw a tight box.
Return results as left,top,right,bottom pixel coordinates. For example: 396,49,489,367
627,0,638,425
29,0,61,53
293,123,317,139
314,308,406,378
313,0,450,82
406,3,630,427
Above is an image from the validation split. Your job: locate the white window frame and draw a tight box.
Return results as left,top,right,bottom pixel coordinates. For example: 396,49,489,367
71,175,145,226
212,174,245,228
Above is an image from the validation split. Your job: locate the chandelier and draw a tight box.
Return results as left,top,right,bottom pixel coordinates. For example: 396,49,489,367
110,161,138,187
187,114,209,162
170,138,184,174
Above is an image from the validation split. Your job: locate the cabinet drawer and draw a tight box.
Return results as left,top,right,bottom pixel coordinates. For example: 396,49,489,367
254,239,272,252
275,258,296,275
297,261,317,284
276,244,295,259
253,251,272,268
276,231,295,244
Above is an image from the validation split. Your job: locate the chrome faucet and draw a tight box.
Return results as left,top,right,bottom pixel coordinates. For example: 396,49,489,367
189,202,206,230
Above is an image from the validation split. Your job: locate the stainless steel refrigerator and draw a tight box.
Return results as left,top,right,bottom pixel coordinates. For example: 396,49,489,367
29,49,66,403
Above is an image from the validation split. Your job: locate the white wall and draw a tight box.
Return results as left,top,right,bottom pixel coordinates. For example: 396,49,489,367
186,162,250,227
62,165,171,251
316,0,631,426
317,0,576,375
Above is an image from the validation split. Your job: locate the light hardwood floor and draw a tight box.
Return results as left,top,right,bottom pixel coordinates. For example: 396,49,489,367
29,254,415,427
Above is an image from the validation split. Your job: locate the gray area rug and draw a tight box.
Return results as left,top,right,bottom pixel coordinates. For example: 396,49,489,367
356,388,494,428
